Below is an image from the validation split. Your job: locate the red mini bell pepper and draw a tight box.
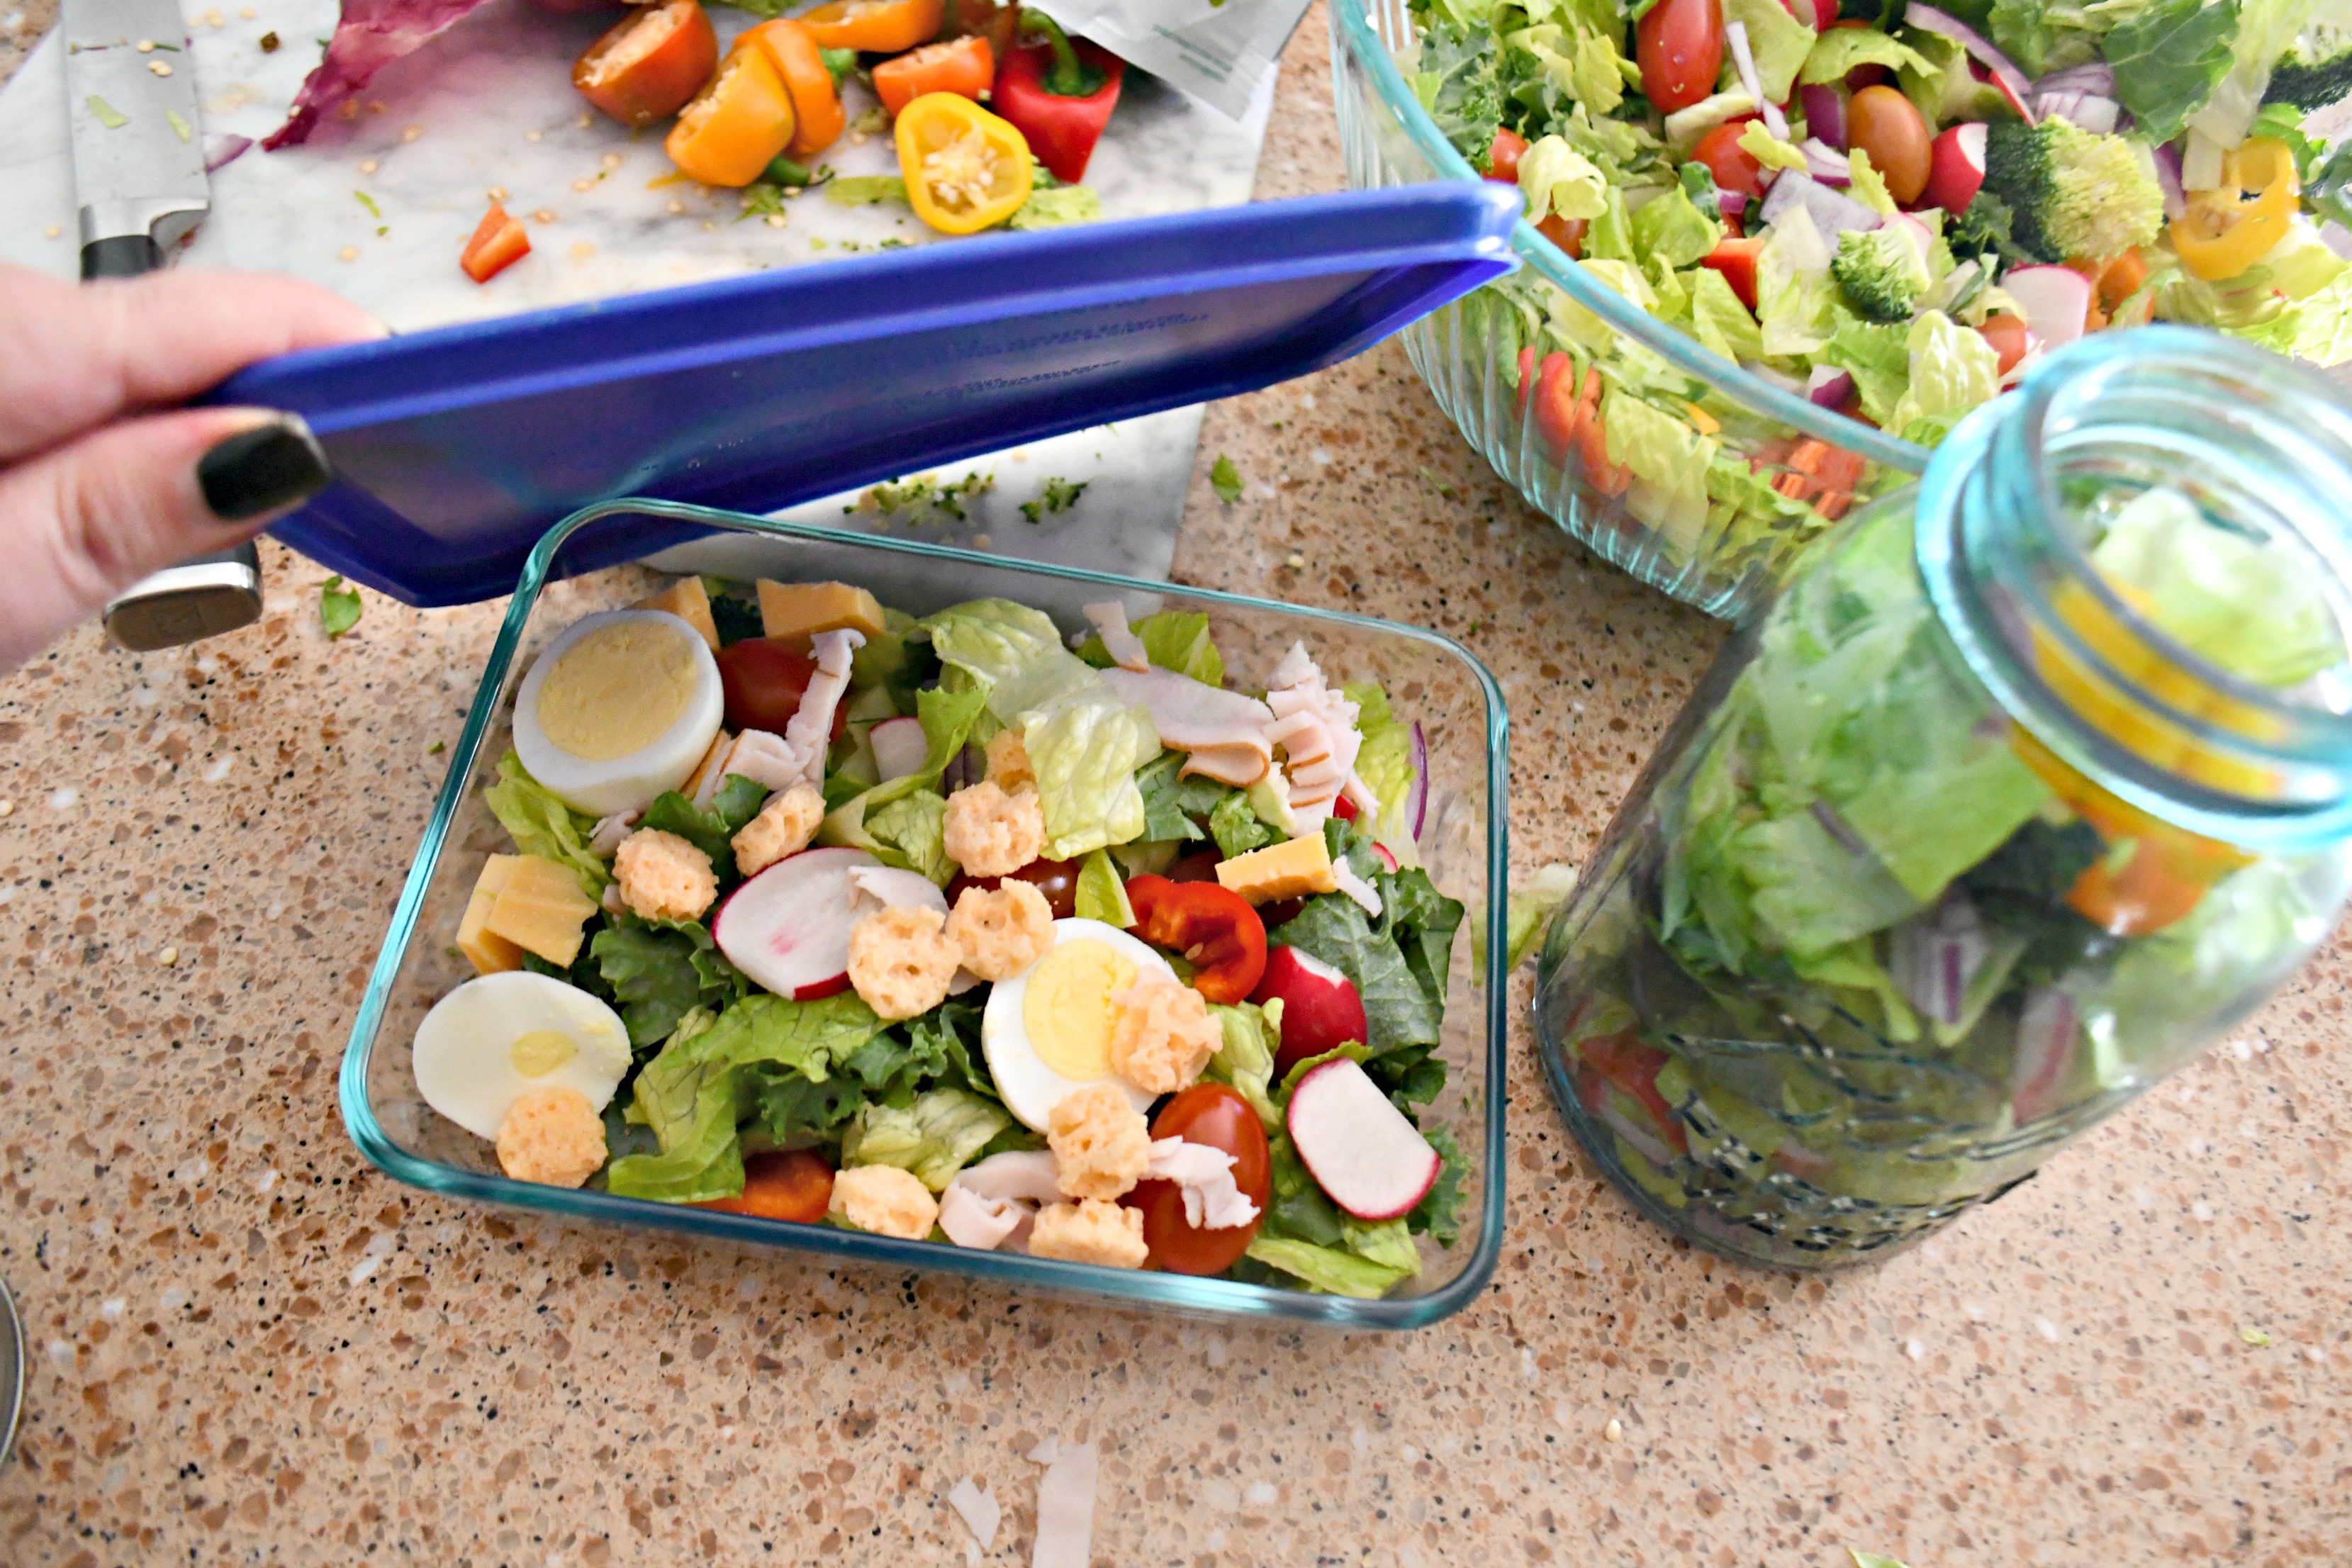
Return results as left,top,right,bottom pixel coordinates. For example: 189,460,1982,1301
992,8,1124,184
1123,875,1267,1004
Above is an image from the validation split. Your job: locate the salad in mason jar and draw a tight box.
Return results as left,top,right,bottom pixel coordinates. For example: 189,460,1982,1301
1408,0,2352,566
1540,464,2352,1263
410,575,1470,1299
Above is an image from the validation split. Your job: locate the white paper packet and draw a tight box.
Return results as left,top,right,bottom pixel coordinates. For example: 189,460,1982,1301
1030,0,1314,118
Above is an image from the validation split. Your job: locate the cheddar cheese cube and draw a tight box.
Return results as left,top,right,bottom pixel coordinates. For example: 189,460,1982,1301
455,854,526,975
757,580,887,651
481,854,600,968
1216,833,1339,905
634,576,721,652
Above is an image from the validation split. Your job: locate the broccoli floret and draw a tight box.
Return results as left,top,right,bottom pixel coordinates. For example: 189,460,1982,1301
1980,116,2167,264
2265,27,2352,112
1832,228,1932,323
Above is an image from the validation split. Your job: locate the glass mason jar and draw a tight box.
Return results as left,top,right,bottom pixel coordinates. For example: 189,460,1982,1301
1533,328,2352,1270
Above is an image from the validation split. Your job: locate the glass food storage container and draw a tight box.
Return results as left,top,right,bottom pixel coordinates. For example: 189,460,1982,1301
345,498,1511,1328
1532,328,2352,1269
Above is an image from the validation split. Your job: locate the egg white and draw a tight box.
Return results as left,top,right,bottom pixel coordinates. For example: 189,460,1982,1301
512,609,724,817
413,970,633,1141
982,918,1172,1131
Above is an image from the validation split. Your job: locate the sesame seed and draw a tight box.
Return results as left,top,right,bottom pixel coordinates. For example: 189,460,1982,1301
402,124,421,141
600,152,622,168
666,198,685,215
148,60,172,74
526,129,542,142
576,112,591,128
43,225,59,239
1285,553,1305,569
1601,1418,1622,1443
487,186,507,201
764,213,785,228
570,241,595,260
136,37,155,50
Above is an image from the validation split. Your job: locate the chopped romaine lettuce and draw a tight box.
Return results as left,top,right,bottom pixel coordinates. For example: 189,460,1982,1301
841,1086,1012,1191
481,751,609,895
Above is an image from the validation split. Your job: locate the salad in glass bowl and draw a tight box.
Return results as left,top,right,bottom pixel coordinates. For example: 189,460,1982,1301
405,572,1471,1300
1337,0,2352,611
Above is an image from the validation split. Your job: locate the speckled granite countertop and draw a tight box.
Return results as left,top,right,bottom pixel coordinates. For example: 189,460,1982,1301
3,9,2348,1565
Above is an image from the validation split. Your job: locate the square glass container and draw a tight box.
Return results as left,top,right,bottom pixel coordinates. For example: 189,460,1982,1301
342,499,1511,1328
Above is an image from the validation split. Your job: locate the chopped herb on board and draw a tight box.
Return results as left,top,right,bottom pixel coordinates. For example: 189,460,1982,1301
850,471,994,523
1209,454,1244,504
259,29,279,50
319,576,362,637
1019,476,1087,522
738,183,789,222
86,94,128,128
354,190,381,218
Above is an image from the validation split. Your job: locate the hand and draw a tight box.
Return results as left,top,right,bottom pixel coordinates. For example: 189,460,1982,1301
0,263,385,671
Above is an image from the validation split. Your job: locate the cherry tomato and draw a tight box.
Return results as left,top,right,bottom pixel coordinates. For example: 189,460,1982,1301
1636,0,1724,115
573,0,717,128
1534,213,1586,257
1846,85,1932,208
1977,313,2029,376
695,1148,834,1222
1124,1084,1270,1275
715,638,848,741
1690,116,1766,201
1124,875,1268,1003
1485,125,1529,184
947,857,1077,919
1165,849,1223,884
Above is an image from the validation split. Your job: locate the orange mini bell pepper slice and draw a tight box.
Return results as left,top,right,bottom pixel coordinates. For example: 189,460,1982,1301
895,91,1031,235
739,18,846,157
459,200,530,283
665,44,796,189
573,0,717,128
872,33,994,118
795,0,943,53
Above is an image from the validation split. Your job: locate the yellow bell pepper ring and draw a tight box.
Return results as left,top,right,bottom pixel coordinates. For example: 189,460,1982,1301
895,92,1033,235
666,45,796,189
2168,137,2301,283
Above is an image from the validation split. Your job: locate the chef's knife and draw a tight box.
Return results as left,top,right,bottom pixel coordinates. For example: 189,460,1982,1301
63,0,264,651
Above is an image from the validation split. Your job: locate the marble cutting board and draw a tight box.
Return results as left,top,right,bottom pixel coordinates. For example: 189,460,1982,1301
0,0,1277,586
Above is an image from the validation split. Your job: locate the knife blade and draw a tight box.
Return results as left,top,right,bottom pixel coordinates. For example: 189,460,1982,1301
62,0,210,278
63,0,265,650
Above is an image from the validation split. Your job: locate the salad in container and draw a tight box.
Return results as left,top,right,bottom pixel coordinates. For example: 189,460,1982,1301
349,503,1509,1322
1334,0,2352,612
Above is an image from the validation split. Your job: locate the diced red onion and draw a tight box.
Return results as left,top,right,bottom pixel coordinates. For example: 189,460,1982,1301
2323,220,2352,261
2010,986,2079,1122
2151,142,2188,220
2031,62,2115,98
1889,891,1990,1029
203,134,252,173
1806,366,1855,410
1719,188,1750,218
1800,137,1854,185
1799,84,1847,150
1759,171,1883,237
1905,4,2037,125
2034,90,2119,134
1724,21,1791,142
1405,722,1428,841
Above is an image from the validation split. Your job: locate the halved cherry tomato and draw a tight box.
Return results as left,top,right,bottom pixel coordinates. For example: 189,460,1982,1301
795,0,942,53
947,856,1079,919
1486,125,1529,183
1577,1028,1687,1155
1124,1083,1270,1275
1124,875,1267,1004
895,91,1033,235
741,19,846,158
1636,0,1723,114
666,44,796,188
1690,116,1765,201
873,34,995,118
716,637,847,739
1535,213,1586,257
1978,312,2030,375
573,0,717,128
1699,233,1766,310
696,1148,834,1221
459,201,531,283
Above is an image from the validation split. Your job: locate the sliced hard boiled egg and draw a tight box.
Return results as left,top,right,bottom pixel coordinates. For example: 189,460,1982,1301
982,918,1171,1131
512,608,724,817
413,970,632,1141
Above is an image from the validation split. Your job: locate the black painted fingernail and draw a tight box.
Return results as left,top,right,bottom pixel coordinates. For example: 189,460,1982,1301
197,416,332,522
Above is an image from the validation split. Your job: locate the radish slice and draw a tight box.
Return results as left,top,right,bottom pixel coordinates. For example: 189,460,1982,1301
1807,366,1855,409
1723,21,1791,142
712,845,880,999
868,715,928,783
1252,946,1371,1075
1286,1058,1441,1221
2003,264,2094,349
1405,722,1428,841
1907,4,2036,124
1923,122,1987,213
1799,84,1846,150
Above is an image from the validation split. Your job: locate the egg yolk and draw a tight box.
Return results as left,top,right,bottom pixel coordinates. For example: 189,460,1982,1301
534,619,699,761
1021,941,1138,1082
509,1029,579,1078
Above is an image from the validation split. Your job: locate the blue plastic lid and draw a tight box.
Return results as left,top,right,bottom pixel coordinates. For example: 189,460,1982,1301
213,184,1521,606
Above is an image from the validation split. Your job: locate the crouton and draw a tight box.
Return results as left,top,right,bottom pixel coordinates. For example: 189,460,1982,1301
985,728,1035,792
1046,1082,1151,1200
829,1163,939,1240
732,782,825,876
495,1087,607,1188
943,880,1054,982
1108,975,1221,1095
847,905,962,1021
1027,1199,1148,1269
613,828,717,922
942,780,1046,878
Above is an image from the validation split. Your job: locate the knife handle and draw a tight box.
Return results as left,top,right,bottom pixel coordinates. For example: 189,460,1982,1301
79,228,271,649
80,233,165,280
